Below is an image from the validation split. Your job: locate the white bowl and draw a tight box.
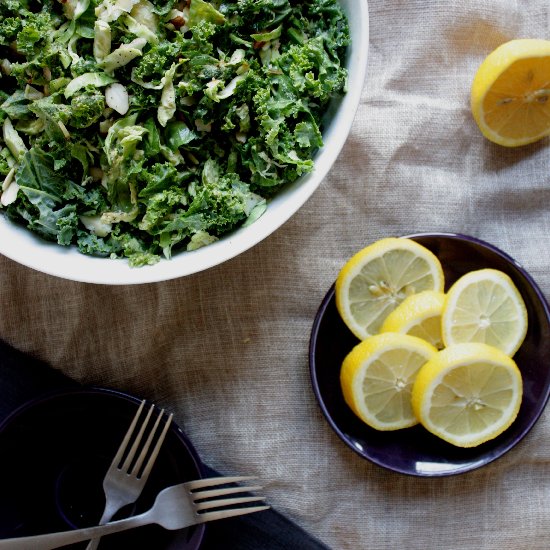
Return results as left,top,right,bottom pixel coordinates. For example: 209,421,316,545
0,0,369,285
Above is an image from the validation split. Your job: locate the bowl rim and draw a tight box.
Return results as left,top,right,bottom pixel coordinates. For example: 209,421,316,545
0,385,207,546
0,0,370,285
309,232,550,476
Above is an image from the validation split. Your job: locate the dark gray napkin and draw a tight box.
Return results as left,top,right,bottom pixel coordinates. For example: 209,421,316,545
0,339,329,550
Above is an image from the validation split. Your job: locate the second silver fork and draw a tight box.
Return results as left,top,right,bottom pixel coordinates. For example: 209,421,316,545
86,399,173,550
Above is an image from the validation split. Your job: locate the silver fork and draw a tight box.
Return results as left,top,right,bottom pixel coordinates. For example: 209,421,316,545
1,476,269,549
86,399,173,550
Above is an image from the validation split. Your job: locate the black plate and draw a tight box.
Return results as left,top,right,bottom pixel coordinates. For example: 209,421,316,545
0,388,206,548
309,233,550,476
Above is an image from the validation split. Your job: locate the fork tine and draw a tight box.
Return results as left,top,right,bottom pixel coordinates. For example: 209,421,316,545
198,505,271,523
129,408,164,476
111,400,146,468
195,496,266,511
120,403,154,471
128,407,162,476
185,476,256,491
85,402,171,550
193,485,263,500
136,412,173,479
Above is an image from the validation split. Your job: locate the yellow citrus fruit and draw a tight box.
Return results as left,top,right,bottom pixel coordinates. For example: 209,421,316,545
471,38,550,147
380,290,446,349
336,238,445,340
442,269,527,356
340,333,438,431
412,343,523,448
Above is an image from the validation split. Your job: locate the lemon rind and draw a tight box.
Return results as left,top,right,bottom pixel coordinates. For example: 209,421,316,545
471,38,550,147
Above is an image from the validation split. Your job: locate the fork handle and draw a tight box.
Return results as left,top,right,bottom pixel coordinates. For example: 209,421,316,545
0,512,151,550
85,500,123,550
85,531,105,550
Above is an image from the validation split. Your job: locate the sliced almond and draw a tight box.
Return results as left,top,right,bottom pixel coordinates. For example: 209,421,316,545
1,181,19,206
105,83,129,115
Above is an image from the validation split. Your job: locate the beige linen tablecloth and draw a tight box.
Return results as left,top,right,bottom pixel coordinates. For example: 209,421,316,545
1,1,550,548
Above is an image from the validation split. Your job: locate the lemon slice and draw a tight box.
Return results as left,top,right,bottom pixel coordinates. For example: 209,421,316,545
336,238,445,340
340,333,438,431
442,269,527,356
380,290,446,349
471,38,550,147
412,343,523,447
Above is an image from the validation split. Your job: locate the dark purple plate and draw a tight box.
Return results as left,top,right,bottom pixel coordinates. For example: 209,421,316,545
0,388,206,548
309,233,550,476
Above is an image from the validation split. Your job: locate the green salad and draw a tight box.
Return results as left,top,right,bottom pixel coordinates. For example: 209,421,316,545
0,0,349,266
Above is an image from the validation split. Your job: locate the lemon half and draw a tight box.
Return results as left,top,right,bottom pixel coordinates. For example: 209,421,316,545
471,38,550,147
